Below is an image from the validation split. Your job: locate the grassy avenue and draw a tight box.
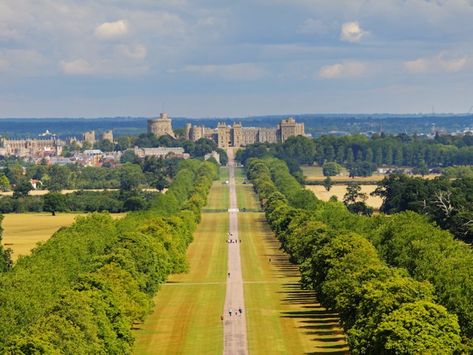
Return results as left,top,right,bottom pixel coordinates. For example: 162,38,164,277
132,166,348,354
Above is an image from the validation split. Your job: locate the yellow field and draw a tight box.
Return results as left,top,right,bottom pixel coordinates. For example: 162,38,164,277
2,212,125,261
306,185,383,210
0,188,160,197
302,165,440,182
302,165,386,182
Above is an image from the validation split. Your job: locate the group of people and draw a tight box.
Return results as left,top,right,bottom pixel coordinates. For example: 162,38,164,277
226,232,241,244
221,307,243,320
226,239,241,243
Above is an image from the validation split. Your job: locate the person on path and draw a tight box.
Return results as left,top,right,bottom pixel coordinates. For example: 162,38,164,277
228,272,230,277
229,309,233,316
238,307,242,315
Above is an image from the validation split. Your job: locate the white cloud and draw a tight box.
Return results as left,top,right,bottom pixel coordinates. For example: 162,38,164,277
404,58,428,73
95,20,129,40
439,56,467,72
404,54,469,74
60,59,94,75
340,21,368,43
319,61,365,79
176,63,266,81
117,44,147,60
297,19,328,35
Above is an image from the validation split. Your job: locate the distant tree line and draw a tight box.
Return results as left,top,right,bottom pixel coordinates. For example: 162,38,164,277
247,157,471,353
0,159,218,352
237,132,473,178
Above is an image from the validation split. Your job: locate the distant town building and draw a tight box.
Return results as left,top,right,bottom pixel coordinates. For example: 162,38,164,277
133,146,189,159
101,130,114,142
147,113,176,138
83,130,96,145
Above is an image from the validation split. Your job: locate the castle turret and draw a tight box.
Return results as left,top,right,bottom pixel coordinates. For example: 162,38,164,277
101,130,113,142
147,113,175,138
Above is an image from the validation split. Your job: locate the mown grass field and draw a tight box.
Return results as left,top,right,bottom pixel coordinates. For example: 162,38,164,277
235,168,260,211
306,184,383,210
238,183,349,354
133,170,229,355
2,212,125,261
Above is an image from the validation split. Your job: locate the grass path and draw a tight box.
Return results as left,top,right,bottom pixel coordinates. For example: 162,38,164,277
133,171,229,355
237,169,349,354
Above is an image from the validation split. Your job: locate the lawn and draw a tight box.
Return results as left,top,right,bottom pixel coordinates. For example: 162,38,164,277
234,168,260,211
203,167,229,211
306,185,383,210
237,180,348,354
133,186,229,354
2,212,125,261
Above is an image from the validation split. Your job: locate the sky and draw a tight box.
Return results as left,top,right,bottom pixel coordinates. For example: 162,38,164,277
1,0,473,117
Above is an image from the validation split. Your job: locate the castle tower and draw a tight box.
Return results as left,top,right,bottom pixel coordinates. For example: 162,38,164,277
83,131,96,145
184,123,192,140
101,130,114,142
278,117,305,142
147,113,176,138
231,123,243,148
217,123,230,148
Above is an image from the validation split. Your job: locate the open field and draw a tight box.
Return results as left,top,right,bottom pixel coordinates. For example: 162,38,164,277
238,180,348,354
133,171,229,354
2,212,125,261
302,165,440,182
306,185,383,210
0,188,161,197
302,165,385,182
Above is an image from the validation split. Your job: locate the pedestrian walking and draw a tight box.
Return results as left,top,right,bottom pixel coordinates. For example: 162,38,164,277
229,308,233,316
228,272,230,277
238,307,242,315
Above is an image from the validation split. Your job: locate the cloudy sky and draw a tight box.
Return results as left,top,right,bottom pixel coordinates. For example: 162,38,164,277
1,0,473,117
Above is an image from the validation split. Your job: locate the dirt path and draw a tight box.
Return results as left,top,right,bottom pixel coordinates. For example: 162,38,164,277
223,152,248,355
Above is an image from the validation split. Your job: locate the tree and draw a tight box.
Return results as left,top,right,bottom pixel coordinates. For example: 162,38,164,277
46,165,71,192
43,193,67,216
0,175,11,192
322,162,342,177
13,178,33,198
343,183,373,216
375,301,462,354
323,176,333,191
120,150,140,164
119,164,145,193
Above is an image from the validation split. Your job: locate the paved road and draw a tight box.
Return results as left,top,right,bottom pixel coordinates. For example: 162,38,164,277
223,151,249,355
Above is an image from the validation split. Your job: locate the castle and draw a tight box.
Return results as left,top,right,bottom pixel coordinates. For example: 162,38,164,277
147,113,176,139
148,113,305,148
0,137,64,158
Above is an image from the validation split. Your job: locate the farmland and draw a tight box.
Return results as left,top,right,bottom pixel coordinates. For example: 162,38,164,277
2,213,125,261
